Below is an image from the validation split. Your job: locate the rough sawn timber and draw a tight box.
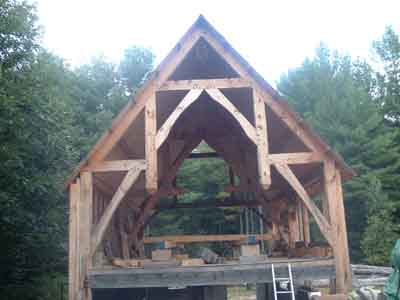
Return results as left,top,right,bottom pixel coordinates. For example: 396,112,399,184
87,258,335,289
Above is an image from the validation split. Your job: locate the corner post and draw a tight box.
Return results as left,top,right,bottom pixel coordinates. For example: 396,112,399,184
324,160,351,293
253,89,271,189
79,172,93,300
69,179,80,300
145,93,158,193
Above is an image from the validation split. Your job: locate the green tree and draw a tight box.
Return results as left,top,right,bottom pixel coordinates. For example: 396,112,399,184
278,45,398,263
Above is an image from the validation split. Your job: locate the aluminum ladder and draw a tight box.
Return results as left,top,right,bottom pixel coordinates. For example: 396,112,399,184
271,263,296,300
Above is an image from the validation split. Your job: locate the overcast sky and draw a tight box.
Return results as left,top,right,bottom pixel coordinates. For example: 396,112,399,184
36,0,400,83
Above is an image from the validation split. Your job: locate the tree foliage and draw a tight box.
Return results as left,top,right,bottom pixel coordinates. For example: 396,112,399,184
2,2,400,299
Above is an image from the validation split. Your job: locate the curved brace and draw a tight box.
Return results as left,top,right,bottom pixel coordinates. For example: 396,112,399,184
205,88,257,144
156,89,203,149
90,163,146,256
274,163,333,246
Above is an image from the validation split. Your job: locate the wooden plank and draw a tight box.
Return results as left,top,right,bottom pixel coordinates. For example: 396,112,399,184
181,258,205,266
324,160,351,292
158,78,251,91
274,163,333,245
157,198,261,210
205,88,257,143
189,152,219,159
69,180,80,300
288,208,299,248
83,160,146,172
143,234,273,244
156,89,203,149
268,152,323,164
145,93,158,193
91,166,144,256
253,89,270,189
302,203,311,246
88,258,335,289
79,172,93,300
335,171,352,291
152,249,172,261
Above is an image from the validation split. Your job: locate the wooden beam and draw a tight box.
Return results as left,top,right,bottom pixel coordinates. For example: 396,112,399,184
157,198,261,210
145,93,158,193
288,207,299,248
205,88,257,144
83,160,146,172
253,89,270,189
158,78,251,91
69,180,80,300
335,169,352,290
268,152,323,165
144,233,274,244
302,203,311,246
274,163,333,245
156,89,203,150
200,31,323,154
79,172,93,300
324,160,351,292
90,165,145,256
131,137,202,248
189,152,219,159
88,258,335,289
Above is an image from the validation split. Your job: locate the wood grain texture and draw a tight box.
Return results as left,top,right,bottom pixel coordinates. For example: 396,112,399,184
68,180,80,300
274,163,333,245
253,89,270,189
144,233,274,244
91,166,145,256
158,78,251,91
88,258,335,289
145,94,158,193
205,88,257,143
156,89,203,149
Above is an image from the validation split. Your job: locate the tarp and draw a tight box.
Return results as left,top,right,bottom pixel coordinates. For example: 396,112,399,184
384,239,400,300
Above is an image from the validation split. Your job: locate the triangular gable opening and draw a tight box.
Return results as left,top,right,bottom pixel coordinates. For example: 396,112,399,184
169,37,239,80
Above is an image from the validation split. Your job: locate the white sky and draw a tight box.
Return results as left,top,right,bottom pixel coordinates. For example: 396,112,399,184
36,0,400,84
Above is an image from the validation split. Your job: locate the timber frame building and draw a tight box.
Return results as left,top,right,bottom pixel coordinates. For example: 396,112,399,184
67,16,354,300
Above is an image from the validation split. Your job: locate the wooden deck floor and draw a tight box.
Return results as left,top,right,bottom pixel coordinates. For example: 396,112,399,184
88,257,335,289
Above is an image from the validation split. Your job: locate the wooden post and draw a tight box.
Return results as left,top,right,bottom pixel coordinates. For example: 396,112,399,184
69,180,80,300
335,168,352,291
296,200,304,241
79,172,93,300
302,203,311,247
324,160,351,293
145,93,158,193
253,89,271,189
288,206,299,248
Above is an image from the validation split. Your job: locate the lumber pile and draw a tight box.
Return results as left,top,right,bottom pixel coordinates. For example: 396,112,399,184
310,264,392,287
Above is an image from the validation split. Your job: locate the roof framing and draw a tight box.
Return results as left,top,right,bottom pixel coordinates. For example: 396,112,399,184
65,15,354,188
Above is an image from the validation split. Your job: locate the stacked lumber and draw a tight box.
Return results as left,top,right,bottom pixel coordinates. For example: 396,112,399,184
310,264,392,287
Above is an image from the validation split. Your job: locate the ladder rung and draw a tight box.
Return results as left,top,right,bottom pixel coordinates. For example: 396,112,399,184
275,277,290,280
277,291,293,294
